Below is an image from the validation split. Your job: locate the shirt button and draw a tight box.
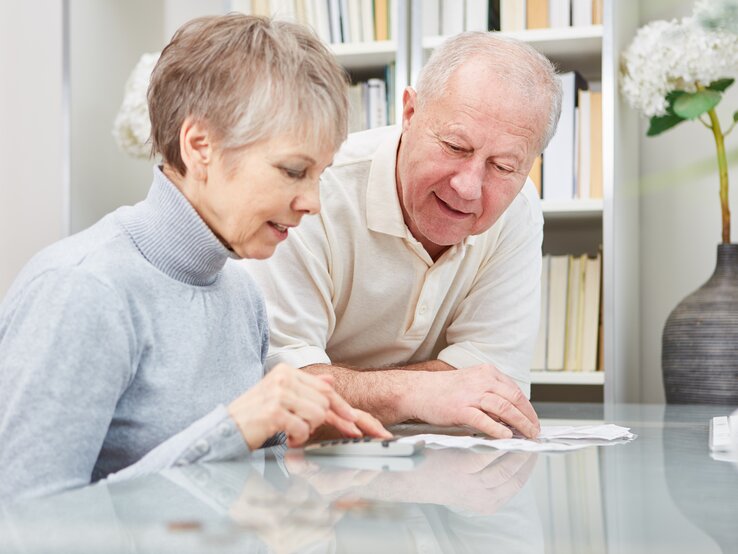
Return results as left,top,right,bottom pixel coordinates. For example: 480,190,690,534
194,439,210,455
418,304,427,315
218,422,234,438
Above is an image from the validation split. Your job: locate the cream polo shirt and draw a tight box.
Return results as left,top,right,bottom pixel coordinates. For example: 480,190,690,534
244,125,543,396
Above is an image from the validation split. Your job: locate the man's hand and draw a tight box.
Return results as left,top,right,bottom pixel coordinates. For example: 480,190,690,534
408,364,540,438
227,363,390,449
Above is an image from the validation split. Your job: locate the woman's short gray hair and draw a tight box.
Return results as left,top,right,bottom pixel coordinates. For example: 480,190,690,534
415,32,563,152
149,14,349,176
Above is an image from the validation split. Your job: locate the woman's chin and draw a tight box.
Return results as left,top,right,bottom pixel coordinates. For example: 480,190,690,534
238,244,279,260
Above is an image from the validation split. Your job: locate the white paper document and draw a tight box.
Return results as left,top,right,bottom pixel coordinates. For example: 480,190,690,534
397,424,636,453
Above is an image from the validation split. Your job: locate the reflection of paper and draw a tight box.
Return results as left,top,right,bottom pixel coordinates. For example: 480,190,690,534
397,424,636,453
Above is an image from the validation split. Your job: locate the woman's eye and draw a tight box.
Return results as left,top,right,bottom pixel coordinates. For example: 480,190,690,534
282,167,306,180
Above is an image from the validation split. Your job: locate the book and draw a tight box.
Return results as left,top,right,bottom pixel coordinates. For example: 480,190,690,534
294,0,307,24
488,0,501,31
546,255,570,371
572,0,593,26
532,254,550,370
501,0,526,32
347,0,362,43
339,0,352,42
548,0,571,27
328,0,342,42
271,0,296,21
581,252,602,372
577,89,591,199
251,0,270,16
348,83,364,133
367,78,387,128
592,0,603,24
231,0,253,14
542,71,588,201
465,0,489,32
441,0,464,36
361,0,375,42
527,0,549,29
375,0,389,41
309,0,332,44
422,0,440,37
564,254,585,371
589,90,603,199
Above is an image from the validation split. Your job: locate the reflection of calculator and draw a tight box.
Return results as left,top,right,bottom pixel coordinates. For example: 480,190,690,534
304,437,424,457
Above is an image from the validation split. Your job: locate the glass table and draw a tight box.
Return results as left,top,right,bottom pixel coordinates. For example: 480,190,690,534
1,403,736,553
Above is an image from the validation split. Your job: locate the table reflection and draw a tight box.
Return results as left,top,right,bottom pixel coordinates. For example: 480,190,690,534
0,446,543,553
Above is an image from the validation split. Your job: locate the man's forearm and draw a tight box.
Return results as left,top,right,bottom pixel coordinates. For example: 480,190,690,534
303,360,454,424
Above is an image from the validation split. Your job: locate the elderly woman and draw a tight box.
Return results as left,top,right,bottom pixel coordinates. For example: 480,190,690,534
0,14,389,504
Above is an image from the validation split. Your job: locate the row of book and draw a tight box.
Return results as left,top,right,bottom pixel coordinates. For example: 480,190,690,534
348,77,392,132
422,0,604,37
532,252,602,372
498,0,604,32
529,72,602,202
232,0,395,44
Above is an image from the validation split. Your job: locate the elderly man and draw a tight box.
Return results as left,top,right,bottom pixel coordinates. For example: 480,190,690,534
245,31,562,439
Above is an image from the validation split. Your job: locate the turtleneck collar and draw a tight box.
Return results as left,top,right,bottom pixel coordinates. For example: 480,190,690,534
117,166,235,286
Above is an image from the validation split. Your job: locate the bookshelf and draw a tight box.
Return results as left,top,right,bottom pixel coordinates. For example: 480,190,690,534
161,0,640,404
411,1,640,404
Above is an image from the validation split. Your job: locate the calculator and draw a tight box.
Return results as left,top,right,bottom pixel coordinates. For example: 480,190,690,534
304,437,424,457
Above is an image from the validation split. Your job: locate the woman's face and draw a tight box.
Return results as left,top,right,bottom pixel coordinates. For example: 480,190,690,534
192,133,335,260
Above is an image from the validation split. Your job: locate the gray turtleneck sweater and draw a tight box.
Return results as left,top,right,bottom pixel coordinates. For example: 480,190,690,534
0,168,270,503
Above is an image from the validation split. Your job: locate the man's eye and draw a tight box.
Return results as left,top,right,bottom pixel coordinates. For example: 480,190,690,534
444,142,464,153
494,164,514,174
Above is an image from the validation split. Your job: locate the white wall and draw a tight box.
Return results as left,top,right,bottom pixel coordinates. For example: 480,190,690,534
0,2,65,296
69,0,165,232
638,0,738,402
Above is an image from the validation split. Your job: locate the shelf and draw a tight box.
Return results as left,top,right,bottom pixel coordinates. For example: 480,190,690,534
330,41,397,70
531,371,605,385
542,199,603,219
422,25,603,79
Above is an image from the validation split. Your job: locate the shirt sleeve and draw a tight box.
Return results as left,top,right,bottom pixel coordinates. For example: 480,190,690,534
437,185,544,398
0,269,136,502
243,218,335,370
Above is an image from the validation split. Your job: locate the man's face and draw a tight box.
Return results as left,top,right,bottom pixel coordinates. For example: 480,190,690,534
395,61,547,259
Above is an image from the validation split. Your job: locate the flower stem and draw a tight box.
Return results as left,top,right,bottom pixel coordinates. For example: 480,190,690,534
706,107,731,243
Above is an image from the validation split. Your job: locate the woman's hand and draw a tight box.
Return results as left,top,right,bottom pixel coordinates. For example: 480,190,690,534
227,363,390,449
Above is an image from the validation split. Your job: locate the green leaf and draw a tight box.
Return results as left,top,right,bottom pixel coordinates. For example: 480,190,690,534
647,113,686,136
665,90,686,106
707,78,734,92
672,90,722,119
734,110,738,123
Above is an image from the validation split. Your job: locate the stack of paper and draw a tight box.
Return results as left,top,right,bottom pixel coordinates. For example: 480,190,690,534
397,424,636,453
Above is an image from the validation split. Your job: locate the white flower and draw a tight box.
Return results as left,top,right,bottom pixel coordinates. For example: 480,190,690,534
112,52,160,159
620,17,738,117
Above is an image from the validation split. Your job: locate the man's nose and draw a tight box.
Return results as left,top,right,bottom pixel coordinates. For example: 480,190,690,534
448,159,484,201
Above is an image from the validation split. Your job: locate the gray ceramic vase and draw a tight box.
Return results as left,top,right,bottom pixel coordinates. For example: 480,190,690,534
662,243,738,404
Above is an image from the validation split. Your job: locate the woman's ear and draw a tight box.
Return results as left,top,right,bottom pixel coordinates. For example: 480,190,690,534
179,117,212,182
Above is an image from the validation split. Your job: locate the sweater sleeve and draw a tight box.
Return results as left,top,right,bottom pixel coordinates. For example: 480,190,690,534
0,268,136,503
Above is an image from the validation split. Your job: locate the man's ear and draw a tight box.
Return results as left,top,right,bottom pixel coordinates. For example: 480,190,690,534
401,87,417,132
179,117,212,181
